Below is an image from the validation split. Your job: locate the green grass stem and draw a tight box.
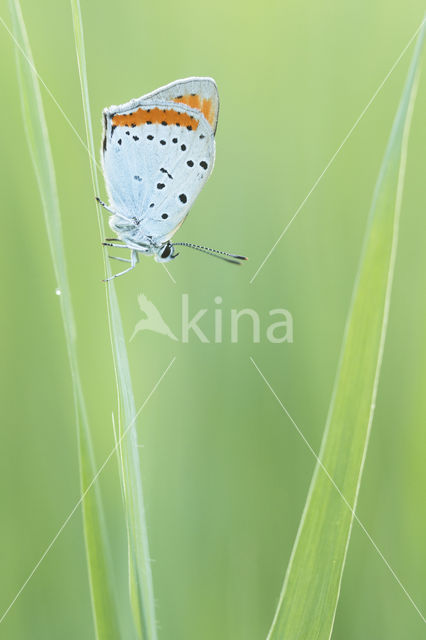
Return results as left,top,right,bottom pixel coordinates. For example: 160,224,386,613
9,1,121,638
267,24,424,640
70,2,158,638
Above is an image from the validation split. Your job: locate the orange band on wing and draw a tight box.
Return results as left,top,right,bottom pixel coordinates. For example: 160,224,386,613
173,95,214,126
201,98,212,125
112,107,199,130
174,94,201,109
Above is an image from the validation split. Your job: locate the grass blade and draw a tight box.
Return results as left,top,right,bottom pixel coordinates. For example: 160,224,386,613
267,26,424,640
8,1,122,638
70,2,158,638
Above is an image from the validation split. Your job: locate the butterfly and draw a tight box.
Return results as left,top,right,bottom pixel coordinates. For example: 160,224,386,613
98,77,247,281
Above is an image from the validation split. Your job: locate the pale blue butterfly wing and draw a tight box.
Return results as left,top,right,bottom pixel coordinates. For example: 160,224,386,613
102,77,218,244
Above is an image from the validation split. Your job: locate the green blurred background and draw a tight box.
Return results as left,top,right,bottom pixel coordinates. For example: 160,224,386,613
1,0,425,638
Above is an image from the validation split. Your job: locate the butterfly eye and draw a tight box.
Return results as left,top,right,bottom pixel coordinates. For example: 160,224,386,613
161,243,172,259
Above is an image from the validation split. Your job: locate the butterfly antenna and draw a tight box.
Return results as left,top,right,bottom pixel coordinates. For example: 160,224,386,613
172,242,248,265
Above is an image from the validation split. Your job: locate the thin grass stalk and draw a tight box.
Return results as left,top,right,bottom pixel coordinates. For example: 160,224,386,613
267,25,424,640
70,2,158,638
9,1,121,638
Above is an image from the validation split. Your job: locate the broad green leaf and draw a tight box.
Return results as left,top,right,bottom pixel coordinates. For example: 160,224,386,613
267,26,424,640
70,2,158,638
9,1,121,638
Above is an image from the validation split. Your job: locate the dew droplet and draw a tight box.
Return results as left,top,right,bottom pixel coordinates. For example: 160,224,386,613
55,288,61,296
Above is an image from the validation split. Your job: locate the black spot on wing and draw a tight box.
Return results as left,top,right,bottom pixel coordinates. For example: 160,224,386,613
160,168,173,180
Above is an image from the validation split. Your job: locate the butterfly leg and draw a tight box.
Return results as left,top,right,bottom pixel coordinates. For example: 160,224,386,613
102,241,127,249
103,250,138,282
95,197,116,214
108,255,131,263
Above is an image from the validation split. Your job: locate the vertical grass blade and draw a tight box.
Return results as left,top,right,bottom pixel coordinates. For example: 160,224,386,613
70,2,158,638
8,1,122,638
267,27,424,640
